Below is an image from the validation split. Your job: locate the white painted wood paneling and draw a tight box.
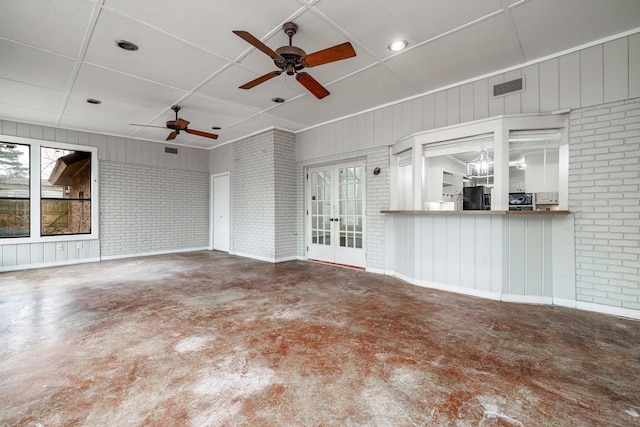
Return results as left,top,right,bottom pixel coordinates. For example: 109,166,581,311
521,64,540,113
2,245,17,267
460,217,476,288
580,45,604,107
446,87,460,126
508,218,526,295
460,82,475,124
432,216,448,283
410,97,424,135
30,243,44,264
384,213,574,304
539,58,559,113
559,52,581,109
631,33,640,98
525,217,543,297
423,94,435,130
16,244,30,265
434,91,447,129
604,38,629,103
445,215,461,286
475,216,493,292
473,80,489,120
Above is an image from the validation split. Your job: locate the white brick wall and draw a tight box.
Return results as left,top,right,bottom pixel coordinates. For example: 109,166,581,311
296,146,390,270
233,129,296,260
569,97,640,310
274,130,297,260
100,162,209,257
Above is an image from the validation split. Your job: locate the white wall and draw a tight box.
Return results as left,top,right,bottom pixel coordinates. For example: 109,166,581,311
0,119,210,270
295,32,640,316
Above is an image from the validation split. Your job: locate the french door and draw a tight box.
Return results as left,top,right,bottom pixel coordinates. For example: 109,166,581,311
307,161,366,268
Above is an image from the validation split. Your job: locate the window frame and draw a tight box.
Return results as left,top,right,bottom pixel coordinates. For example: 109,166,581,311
0,135,98,245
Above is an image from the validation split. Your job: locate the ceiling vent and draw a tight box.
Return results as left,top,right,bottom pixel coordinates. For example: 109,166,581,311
164,147,178,154
493,77,524,97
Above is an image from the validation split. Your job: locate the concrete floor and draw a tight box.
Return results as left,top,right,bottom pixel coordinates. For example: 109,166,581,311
1,251,639,426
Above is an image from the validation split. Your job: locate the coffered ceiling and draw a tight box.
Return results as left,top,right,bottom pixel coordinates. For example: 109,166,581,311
1,0,639,149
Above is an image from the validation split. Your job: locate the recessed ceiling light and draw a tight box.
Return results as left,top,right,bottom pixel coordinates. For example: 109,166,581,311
211,126,221,130
86,98,101,105
388,39,408,52
116,40,139,51
271,97,285,103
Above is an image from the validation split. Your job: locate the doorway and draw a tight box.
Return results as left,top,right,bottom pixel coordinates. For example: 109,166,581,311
307,161,366,268
211,172,230,252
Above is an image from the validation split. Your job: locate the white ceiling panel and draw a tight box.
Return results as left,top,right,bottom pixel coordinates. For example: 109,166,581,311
196,64,306,111
326,64,417,112
0,80,65,113
72,63,186,107
265,95,352,128
1,1,639,147
0,0,96,57
102,0,303,60
314,0,504,60
510,0,640,61
83,9,228,90
0,40,76,90
385,14,523,93
60,93,164,136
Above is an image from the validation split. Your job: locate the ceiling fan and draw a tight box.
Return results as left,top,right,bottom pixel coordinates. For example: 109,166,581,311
130,105,218,141
233,22,356,99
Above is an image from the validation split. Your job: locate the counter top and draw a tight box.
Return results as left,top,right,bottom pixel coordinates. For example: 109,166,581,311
381,210,571,215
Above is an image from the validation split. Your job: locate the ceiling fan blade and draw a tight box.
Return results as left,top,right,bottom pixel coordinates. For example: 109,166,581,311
303,42,356,67
233,30,283,61
175,118,190,128
129,123,167,129
296,72,330,99
185,129,219,140
239,70,283,89
166,131,178,141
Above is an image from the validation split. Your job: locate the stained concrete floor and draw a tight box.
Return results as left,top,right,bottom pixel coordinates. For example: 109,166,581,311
1,251,639,427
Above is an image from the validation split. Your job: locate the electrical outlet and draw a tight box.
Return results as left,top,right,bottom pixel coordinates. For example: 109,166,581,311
56,243,64,251
77,242,83,249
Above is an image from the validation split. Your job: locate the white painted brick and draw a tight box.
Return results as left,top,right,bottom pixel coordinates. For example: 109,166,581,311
570,97,640,310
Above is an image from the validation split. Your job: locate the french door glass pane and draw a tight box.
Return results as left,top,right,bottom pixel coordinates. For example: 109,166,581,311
338,166,363,248
311,170,331,246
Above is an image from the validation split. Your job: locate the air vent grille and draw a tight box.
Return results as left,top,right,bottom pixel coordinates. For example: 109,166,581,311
165,147,178,154
493,77,524,97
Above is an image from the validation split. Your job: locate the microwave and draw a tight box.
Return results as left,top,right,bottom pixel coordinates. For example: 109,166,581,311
509,193,533,210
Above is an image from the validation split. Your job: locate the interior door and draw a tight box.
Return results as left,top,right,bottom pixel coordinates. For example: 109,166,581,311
307,162,365,268
212,173,230,252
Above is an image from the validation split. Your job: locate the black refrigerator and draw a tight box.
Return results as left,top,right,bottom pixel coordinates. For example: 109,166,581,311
463,186,490,210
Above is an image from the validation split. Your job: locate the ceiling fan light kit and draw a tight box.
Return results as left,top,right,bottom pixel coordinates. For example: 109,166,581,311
233,21,356,99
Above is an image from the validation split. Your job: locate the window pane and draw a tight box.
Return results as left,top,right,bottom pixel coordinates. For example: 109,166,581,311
41,147,92,235
0,142,30,237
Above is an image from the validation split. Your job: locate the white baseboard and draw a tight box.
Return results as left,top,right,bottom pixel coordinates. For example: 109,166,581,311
576,301,640,320
366,267,385,275
501,294,554,305
101,247,209,261
553,298,577,308
378,270,640,320
0,257,101,272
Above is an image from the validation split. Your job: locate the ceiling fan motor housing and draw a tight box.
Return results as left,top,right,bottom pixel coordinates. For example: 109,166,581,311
274,46,306,74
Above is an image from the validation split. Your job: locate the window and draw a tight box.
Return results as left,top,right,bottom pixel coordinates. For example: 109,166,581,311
41,147,92,236
0,143,30,237
0,136,97,243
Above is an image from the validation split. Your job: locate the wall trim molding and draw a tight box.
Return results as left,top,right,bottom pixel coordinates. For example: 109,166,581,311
374,268,640,320
576,301,640,321
0,257,101,272
101,247,209,261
